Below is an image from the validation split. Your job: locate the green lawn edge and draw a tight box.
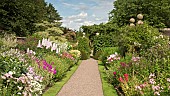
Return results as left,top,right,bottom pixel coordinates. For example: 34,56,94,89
98,60,118,96
43,60,82,96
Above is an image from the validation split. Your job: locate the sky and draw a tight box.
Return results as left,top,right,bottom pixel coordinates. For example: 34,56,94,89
45,0,114,30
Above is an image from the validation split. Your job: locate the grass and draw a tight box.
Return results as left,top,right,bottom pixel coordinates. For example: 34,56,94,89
43,60,82,96
98,61,118,96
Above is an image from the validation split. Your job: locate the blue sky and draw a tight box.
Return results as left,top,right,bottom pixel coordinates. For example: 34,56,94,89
45,0,114,30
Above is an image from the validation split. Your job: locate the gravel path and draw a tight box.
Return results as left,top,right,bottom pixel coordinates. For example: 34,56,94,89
57,58,104,96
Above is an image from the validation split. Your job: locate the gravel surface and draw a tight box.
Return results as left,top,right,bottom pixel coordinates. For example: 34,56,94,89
57,58,104,96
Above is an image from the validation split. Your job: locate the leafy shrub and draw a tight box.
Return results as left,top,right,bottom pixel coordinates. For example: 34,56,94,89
103,23,170,95
77,37,91,60
44,54,74,81
117,23,165,56
69,50,81,63
0,49,44,96
16,35,42,52
0,34,17,52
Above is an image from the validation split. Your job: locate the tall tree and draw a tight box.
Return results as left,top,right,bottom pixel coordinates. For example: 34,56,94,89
0,0,62,36
109,0,170,28
46,3,62,23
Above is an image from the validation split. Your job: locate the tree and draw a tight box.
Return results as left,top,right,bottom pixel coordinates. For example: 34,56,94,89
46,3,62,23
0,0,62,36
109,0,170,28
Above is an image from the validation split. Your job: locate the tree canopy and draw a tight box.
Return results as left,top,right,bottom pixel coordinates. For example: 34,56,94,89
0,0,62,36
109,0,170,28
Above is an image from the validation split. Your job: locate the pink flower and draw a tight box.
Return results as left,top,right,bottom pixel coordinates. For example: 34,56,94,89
119,77,124,83
124,74,128,82
131,56,140,62
149,78,156,84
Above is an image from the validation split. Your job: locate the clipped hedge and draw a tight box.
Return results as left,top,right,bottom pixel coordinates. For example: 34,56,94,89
92,35,116,56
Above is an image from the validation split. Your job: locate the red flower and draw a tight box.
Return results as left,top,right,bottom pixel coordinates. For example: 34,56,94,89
124,74,128,82
119,77,124,83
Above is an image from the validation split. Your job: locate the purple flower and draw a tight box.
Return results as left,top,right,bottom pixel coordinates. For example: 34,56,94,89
120,62,126,67
43,65,47,70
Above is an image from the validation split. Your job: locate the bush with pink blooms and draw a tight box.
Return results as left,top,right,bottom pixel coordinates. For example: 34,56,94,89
0,35,81,96
101,24,170,96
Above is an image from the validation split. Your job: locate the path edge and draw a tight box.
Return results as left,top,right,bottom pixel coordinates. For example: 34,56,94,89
43,60,82,96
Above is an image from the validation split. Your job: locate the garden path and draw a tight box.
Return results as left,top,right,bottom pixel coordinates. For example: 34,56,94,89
57,58,103,96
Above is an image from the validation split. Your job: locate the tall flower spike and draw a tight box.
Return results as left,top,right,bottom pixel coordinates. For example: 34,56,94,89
27,48,29,54
56,48,59,54
37,40,42,48
42,38,45,46
51,43,56,51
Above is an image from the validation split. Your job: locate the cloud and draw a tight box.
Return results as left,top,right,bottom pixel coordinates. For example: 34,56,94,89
67,11,87,19
62,2,89,11
59,0,114,30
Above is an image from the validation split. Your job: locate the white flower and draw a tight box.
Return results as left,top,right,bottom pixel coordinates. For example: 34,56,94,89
135,86,142,90
1,75,6,79
17,86,23,90
8,71,13,75
37,40,42,48
149,73,155,78
167,78,170,82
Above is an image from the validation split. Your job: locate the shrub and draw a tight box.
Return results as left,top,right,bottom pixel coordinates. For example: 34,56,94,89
16,35,42,52
77,37,91,60
0,34,17,51
117,23,164,56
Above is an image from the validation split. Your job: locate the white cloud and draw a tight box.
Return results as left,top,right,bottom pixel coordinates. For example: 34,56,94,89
62,2,89,11
68,11,87,19
60,0,114,30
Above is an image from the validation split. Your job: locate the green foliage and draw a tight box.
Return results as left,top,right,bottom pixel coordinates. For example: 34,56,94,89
81,23,119,40
109,0,170,28
45,3,62,23
44,55,75,82
0,33,17,52
16,35,42,51
35,21,66,42
0,0,62,36
93,35,116,56
117,23,168,56
77,37,91,60
102,24,170,96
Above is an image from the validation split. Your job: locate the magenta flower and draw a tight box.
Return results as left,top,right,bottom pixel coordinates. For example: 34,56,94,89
53,69,57,74
113,72,116,75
